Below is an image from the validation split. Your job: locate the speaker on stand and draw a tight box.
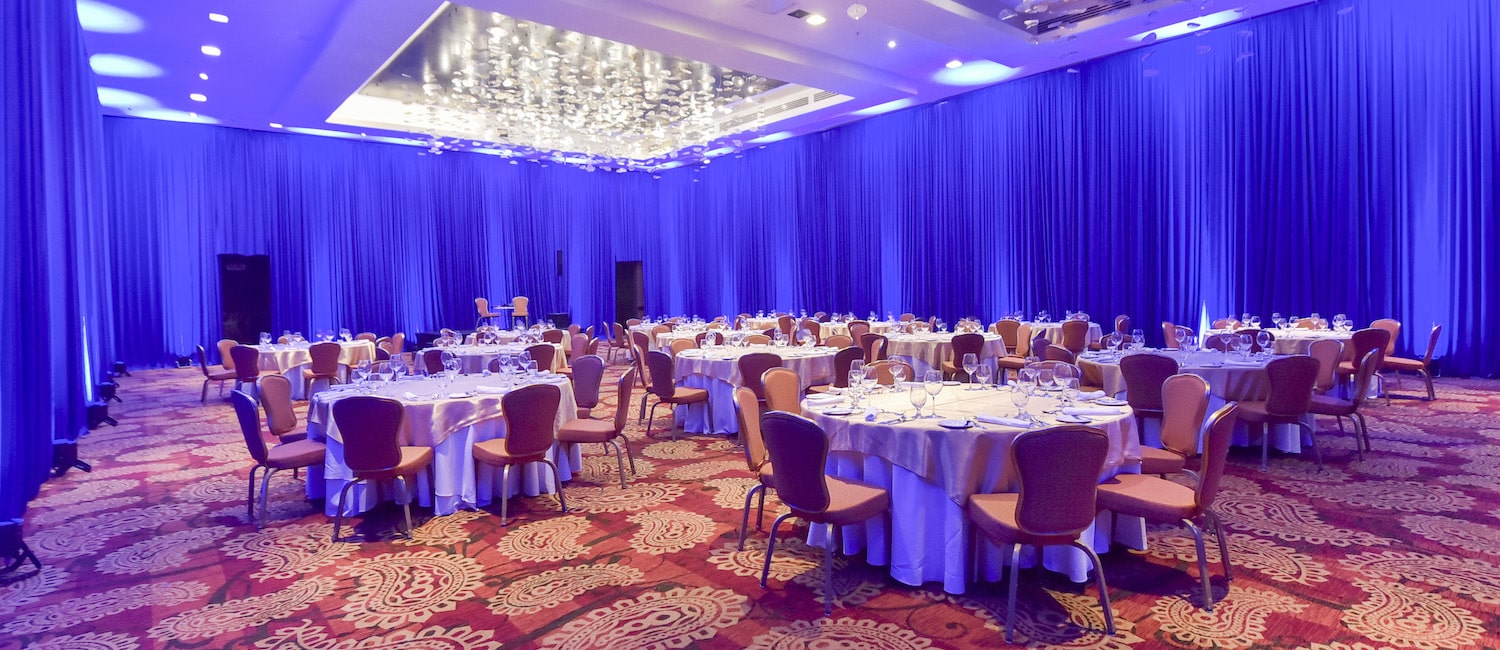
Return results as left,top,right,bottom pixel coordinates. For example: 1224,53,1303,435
0,520,41,575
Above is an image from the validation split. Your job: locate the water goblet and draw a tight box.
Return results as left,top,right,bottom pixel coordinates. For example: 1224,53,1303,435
1062,378,1081,408
524,359,539,378
908,384,928,418
848,360,866,391
890,363,909,387
862,365,878,395
259,332,272,346
962,353,979,389
974,364,993,390
1310,312,1322,329
1256,330,1273,357
1131,329,1146,351
1009,387,1031,424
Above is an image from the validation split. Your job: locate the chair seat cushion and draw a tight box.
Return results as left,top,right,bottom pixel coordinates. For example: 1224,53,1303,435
967,493,1078,546
1096,474,1197,522
1307,393,1354,416
265,439,328,469
1383,356,1425,371
757,463,775,487
303,369,338,379
995,356,1026,370
1235,400,1300,424
1139,447,1186,475
1335,361,1356,375
806,385,831,394
575,407,593,419
557,418,617,443
668,387,710,403
472,438,547,466
793,476,889,526
940,361,960,374
352,446,434,480
276,431,309,443
206,369,236,380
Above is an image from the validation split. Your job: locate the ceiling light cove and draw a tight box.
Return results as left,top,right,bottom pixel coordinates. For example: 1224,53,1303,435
850,97,913,116
1132,10,1244,42
76,0,144,34
96,87,157,109
750,131,794,144
89,54,163,78
932,60,1019,86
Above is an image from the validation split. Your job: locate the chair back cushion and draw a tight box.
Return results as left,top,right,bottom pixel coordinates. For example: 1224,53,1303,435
1060,320,1089,353
571,355,606,409
421,349,444,375
1196,403,1241,510
541,329,565,344
526,344,556,371
1370,319,1401,355
331,396,404,473
1348,328,1390,371
760,412,831,514
1160,374,1210,456
1265,356,1321,417
762,367,802,413
646,351,678,399
231,345,262,381
230,390,270,464
1160,322,1179,349
1120,353,1180,412
1012,426,1109,537
1307,339,1344,392
502,383,562,457
734,387,767,471
848,321,870,345
994,319,1021,348
950,333,985,363
570,333,589,361
859,333,888,363
737,352,784,399
257,375,299,436
217,339,238,369
612,368,636,432
831,346,863,388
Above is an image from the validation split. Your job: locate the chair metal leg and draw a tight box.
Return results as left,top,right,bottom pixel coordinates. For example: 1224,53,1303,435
1005,543,1022,644
1205,510,1233,582
645,402,660,438
1299,421,1326,467
540,459,567,513
607,441,628,489
333,478,361,542
499,465,512,526
1183,518,1215,612
258,468,278,530
1421,369,1435,401
1335,415,1347,435
1070,540,1116,637
201,379,211,404
247,465,262,519
761,513,794,588
1355,412,1372,451
638,393,649,424
394,476,414,539
738,483,765,551
620,433,637,474
1259,423,1270,472
756,486,768,531
823,522,836,616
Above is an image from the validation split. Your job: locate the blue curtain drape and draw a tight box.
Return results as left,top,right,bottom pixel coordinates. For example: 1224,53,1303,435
98,0,1497,376
1,0,114,520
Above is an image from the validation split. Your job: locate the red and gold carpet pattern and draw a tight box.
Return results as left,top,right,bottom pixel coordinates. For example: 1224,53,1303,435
3,361,1499,649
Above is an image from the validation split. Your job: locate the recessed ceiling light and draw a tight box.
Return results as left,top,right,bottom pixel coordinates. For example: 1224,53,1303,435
198,72,208,80
269,122,283,128
945,59,963,68
208,12,229,23
886,40,898,49
200,45,221,56
805,14,827,26
189,93,207,102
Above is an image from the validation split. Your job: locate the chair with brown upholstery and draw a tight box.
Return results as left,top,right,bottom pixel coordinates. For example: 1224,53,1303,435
995,324,1032,384
1231,329,1273,354
847,321,870,345
1097,404,1241,612
475,297,504,328
762,367,802,414
899,313,916,322
644,351,712,440
967,426,1115,643
526,343,556,373
569,333,589,363
1139,374,1211,478
993,319,1021,351
869,360,914,385
569,355,606,418
231,390,326,530
1383,324,1442,401
798,318,821,345
823,334,853,349
473,383,565,525
230,345,263,395
745,334,772,345
809,346,864,394
777,315,795,341
1043,345,1076,363
1120,353,1182,436
1061,320,1090,355
1161,322,1180,350
669,338,696,357
735,387,775,549
217,338,239,370
331,396,434,540
608,323,630,362
1335,328,1390,389
256,375,307,443
1370,319,1401,356
1309,350,1381,458
1092,314,1130,351
558,368,637,489
1307,339,1344,395
626,318,642,327
356,332,377,343
737,352,784,405
420,348,445,375
198,345,237,402
631,330,652,362
759,412,890,615
1295,317,1320,330
859,333,889,364
942,333,987,382
510,296,530,326
1238,356,1322,471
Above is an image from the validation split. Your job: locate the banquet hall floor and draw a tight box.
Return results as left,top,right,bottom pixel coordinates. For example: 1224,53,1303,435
4,359,1499,649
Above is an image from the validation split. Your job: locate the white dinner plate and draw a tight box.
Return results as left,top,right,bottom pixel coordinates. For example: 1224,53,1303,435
821,408,855,416
1094,398,1128,407
942,381,961,387
1055,414,1093,424
938,419,974,429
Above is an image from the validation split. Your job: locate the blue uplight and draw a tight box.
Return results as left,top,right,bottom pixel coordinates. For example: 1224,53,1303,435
931,60,1020,86
96,87,157,109
749,131,794,144
76,0,144,34
89,54,164,78
851,98,914,116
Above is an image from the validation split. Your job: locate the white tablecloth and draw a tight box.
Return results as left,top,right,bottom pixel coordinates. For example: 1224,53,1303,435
671,346,837,434
885,332,1008,376
1021,321,1105,347
803,386,1144,593
253,341,377,399
816,321,896,339
425,343,566,374
305,373,580,517
1205,328,1353,356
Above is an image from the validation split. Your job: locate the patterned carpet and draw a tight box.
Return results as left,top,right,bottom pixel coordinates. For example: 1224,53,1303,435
3,358,1499,649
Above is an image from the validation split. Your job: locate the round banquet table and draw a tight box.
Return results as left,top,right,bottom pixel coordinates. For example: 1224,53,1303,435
671,345,837,434
305,372,581,517
1205,327,1354,357
816,320,896,339
884,332,1008,377
425,343,567,374
803,384,1144,594
1022,321,1105,347
654,329,759,350
467,331,573,355
1077,349,1308,453
252,340,377,399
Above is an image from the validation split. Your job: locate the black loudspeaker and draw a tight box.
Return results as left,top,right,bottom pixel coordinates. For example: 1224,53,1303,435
52,441,93,475
0,521,41,575
219,254,271,343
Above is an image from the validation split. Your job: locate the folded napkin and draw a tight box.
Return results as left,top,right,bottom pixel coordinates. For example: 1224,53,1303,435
1062,407,1125,416
474,385,508,395
804,395,843,406
401,392,422,401
1225,359,1263,367
1079,390,1107,400
977,414,1030,428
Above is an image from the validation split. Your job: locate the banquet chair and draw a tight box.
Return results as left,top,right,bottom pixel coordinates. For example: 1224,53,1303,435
993,319,1021,351
1139,374,1210,478
777,315,795,341
759,411,890,616
745,334,772,345
607,323,628,362
510,296,530,326
899,313,916,322
230,345,264,396
526,343,556,373
1309,350,1381,458
632,340,651,422
1061,320,1090,355
1211,318,1237,330
567,324,581,337
762,367,802,414
331,396,433,541
650,324,672,343
256,375,308,443
1295,317,1321,330
1370,319,1401,356
847,320,870,345
995,324,1032,384
541,329,565,345
632,331,652,364
823,334,853,349
1335,328,1390,391
584,325,595,338
1098,404,1240,612
815,311,829,322
230,390,326,530
420,349,444,375
1307,339,1344,394
967,425,1115,642
356,332,377,343
644,351,712,440
1382,324,1442,401
908,320,931,333
570,333,589,363
738,352,785,405
217,338,239,371
809,346,864,394
1203,334,1231,352
585,337,602,357
1120,353,1182,436
474,297,504,328
198,345,237,403
1091,315,1131,351
1043,345,1076,363
942,333,987,382
1238,329,1274,354
669,338,696,357
869,360,914,385
859,333,889,364
626,318,642,327
1238,356,1321,471
558,369,638,489
278,335,292,344
735,384,774,546
569,355,606,418
798,318,821,344
1161,321,1180,349
473,383,565,526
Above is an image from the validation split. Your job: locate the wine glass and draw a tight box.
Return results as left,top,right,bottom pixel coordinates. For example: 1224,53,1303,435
389,354,407,380
1256,330,1273,357
524,359,539,377
923,370,943,417
1105,331,1123,352
1019,367,1039,393
1238,333,1253,358
1310,312,1322,329
340,328,352,341
890,363,909,387
974,364,993,390
848,360,866,392
908,384,929,418
259,332,271,346
962,353,979,389
1130,329,1146,351
1052,364,1077,392
862,365,878,397
352,359,371,390
1010,387,1031,424
1061,377,1081,407
1272,312,1284,329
